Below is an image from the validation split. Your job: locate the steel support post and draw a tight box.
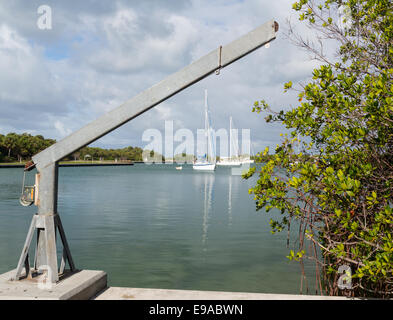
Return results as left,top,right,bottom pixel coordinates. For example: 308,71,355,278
13,162,75,283
35,162,59,282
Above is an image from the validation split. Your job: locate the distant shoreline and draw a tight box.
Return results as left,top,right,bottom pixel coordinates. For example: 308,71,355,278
0,161,135,168
0,161,260,168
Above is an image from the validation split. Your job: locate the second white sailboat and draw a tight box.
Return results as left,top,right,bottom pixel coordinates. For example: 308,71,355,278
217,116,241,166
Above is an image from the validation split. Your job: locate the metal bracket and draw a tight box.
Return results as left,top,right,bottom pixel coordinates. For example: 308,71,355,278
13,214,76,281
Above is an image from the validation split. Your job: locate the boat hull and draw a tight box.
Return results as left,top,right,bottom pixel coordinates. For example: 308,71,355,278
240,159,254,164
193,163,216,171
217,161,241,166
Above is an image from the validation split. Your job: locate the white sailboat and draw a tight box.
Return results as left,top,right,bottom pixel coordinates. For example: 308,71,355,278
217,116,241,166
193,90,216,171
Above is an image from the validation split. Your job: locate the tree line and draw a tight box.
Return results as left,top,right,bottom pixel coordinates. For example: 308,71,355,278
0,132,147,163
0,132,264,164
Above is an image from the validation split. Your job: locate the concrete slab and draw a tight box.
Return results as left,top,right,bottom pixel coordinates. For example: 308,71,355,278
0,269,107,300
95,287,354,300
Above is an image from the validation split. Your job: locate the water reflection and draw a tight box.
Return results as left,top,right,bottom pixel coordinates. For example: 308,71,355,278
201,173,214,250
0,165,312,294
228,175,232,227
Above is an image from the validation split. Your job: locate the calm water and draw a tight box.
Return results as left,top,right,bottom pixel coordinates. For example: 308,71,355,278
0,164,317,294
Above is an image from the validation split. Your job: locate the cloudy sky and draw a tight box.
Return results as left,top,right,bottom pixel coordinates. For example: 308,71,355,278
0,0,321,156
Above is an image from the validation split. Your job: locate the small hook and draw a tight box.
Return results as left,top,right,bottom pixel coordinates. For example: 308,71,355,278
215,45,222,75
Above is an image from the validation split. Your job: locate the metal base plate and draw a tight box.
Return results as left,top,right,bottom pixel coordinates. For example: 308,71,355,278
0,269,107,300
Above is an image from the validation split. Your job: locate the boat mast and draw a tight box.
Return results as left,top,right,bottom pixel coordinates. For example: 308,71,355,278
205,89,209,162
229,116,232,161
229,116,240,161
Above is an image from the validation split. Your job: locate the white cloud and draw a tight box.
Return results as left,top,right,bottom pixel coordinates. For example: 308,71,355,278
84,10,199,74
54,120,72,137
0,24,30,52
